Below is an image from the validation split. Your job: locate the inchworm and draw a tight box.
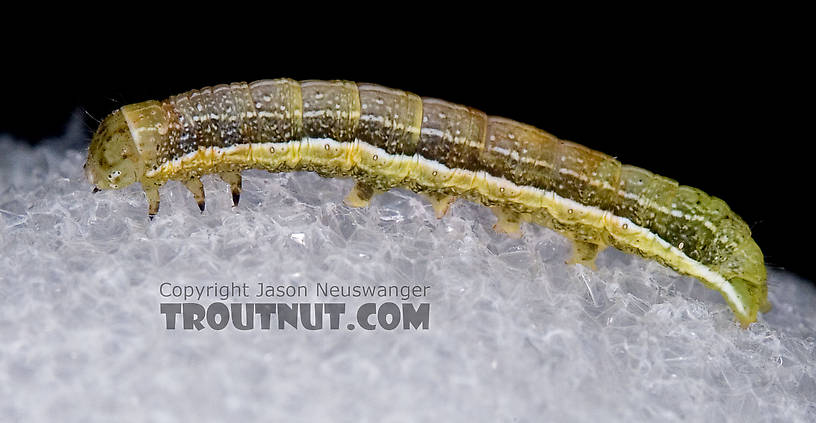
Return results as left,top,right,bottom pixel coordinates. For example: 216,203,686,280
84,78,769,327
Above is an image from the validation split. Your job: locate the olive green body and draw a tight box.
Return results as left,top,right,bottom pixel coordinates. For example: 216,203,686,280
84,78,768,326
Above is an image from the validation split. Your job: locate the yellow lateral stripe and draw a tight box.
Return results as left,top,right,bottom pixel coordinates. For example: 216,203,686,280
146,138,747,320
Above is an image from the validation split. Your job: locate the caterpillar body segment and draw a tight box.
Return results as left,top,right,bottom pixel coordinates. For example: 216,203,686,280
84,78,768,326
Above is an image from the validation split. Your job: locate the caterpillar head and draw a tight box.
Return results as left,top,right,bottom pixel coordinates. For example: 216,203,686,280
85,109,141,191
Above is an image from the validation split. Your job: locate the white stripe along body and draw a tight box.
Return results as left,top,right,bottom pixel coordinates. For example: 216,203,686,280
84,78,769,327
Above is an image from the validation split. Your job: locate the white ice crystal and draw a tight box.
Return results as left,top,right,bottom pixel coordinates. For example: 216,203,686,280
1,121,814,422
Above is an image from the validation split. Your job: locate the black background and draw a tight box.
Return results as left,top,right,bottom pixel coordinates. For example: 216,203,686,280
2,16,809,283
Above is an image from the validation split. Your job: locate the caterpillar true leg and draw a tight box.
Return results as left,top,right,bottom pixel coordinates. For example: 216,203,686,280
219,172,242,207
144,184,160,220
183,177,206,212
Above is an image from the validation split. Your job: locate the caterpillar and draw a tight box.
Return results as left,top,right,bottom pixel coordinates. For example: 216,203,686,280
83,78,769,327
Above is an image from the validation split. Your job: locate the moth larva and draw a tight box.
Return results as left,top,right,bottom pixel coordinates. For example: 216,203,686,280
84,78,769,327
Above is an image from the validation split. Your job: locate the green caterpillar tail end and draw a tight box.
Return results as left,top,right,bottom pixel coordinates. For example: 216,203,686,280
721,237,771,328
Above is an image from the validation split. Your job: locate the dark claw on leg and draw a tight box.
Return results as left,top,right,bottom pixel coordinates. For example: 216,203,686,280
145,185,160,220
219,172,242,208
183,178,206,214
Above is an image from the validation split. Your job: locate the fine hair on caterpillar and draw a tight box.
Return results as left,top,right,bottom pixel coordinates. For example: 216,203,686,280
84,78,769,327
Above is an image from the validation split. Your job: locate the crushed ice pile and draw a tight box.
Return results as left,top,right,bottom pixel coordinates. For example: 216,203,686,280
1,123,815,422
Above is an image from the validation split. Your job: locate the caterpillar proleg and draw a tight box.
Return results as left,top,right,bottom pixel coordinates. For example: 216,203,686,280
84,78,769,327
